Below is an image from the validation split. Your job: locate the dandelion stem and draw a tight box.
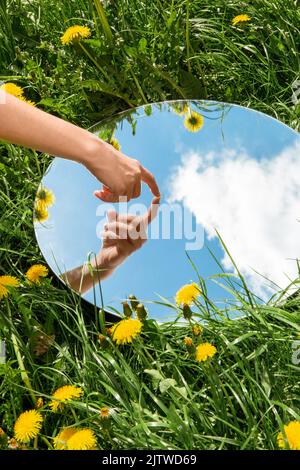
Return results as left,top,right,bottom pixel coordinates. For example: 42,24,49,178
79,42,110,82
40,436,53,449
6,300,36,404
11,331,36,404
94,0,113,43
127,63,148,104
185,0,191,73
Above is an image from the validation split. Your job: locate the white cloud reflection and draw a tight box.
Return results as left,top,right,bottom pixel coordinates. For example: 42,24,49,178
168,139,300,298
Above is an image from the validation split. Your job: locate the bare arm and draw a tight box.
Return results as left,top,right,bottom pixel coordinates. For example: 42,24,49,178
0,91,160,201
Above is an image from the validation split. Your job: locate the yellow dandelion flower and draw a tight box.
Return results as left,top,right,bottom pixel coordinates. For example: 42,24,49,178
49,385,83,412
53,428,77,450
232,14,251,26
24,99,36,107
0,275,19,288
35,398,44,409
0,284,8,300
109,137,121,151
172,103,189,115
175,282,200,307
0,82,24,98
61,25,91,45
100,407,110,419
195,342,217,363
0,427,5,437
19,96,36,106
14,410,43,443
36,187,55,208
184,111,204,133
26,264,48,284
278,421,300,450
111,318,142,345
66,428,97,450
184,337,193,347
34,200,49,223
0,275,20,300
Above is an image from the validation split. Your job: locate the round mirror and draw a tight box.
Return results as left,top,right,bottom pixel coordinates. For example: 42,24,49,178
34,100,300,321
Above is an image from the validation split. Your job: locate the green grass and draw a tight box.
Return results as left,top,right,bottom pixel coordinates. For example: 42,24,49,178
0,0,300,450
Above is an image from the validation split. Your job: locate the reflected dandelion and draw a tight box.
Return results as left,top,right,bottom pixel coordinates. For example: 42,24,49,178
184,111,204,132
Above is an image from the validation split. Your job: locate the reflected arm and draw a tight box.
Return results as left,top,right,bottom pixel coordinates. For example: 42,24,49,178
61,255,116,294
61,202,159,294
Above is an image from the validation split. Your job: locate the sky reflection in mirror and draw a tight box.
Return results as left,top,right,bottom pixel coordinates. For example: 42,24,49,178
34,101,300,321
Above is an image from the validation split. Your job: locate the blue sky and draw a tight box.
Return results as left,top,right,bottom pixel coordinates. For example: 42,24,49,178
35,101,300,321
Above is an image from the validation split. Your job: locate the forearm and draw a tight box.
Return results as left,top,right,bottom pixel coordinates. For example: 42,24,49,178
0,90,102,163
61,257,115,294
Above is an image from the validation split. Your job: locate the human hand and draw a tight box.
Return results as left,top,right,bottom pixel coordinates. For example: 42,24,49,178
97,197,160,272
84,140,160,203
0,93,159,203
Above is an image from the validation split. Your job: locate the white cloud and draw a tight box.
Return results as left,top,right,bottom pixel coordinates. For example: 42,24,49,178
168,139,300,298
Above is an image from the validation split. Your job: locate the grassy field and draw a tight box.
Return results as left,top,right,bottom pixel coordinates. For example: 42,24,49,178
0,0,300,450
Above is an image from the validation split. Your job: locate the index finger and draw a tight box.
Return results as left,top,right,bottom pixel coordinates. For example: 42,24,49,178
140,166,160,198
144,196,160,225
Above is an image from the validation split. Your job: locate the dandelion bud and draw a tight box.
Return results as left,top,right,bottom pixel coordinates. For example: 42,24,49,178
184,336,193,347
8,438,19,450
100,407,110,419
35,398,44,409
128,294,139,311
182,304,193,320
122,301,132,318
192,324,203,336
0,427,6,444
136,303,148,321
98,334,109,349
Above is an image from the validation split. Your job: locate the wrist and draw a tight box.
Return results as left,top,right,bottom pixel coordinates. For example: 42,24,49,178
93,252,117,280
77,133,107,166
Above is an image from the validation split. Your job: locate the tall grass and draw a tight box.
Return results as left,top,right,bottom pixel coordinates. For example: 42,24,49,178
0,0,300,450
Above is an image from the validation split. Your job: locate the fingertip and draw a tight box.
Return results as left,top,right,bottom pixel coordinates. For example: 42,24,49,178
95,191,111,203
107,209,117,222
153,196,161,204
94,190,104,200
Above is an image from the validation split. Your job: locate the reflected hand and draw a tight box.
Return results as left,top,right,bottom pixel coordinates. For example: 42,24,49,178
97,197,160,273
61,197,160,294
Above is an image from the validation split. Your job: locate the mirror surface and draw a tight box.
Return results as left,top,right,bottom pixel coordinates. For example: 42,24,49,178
34,100,300,320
